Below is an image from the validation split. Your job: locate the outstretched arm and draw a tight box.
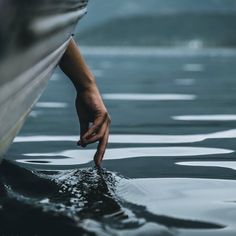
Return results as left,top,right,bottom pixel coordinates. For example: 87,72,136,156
59,38,111,166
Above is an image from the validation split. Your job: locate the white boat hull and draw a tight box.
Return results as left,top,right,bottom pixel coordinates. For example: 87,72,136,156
0,40,71,159
0,0,88,162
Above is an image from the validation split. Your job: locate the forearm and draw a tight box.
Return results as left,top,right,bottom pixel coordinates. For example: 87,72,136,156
59,38,96,92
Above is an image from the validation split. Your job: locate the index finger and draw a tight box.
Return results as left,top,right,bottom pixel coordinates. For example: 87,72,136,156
94,128,109,166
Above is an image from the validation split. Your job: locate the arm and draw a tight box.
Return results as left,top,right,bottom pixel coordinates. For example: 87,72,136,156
59,38,111,166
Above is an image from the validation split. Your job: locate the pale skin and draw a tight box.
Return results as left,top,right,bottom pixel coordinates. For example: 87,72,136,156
59,38,111,166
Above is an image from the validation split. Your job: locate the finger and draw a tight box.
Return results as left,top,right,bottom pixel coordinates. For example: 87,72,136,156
78,121,89,147
81,114,107,141
94,128,109,166
84,115,111,144
82,122,108,145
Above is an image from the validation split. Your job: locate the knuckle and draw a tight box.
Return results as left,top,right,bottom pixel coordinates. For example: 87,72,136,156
94,121,102,129
103,111,108,118
104,112,111,123
81,137,86,142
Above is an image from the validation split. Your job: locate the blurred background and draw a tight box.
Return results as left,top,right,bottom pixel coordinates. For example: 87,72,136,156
76,0,236,48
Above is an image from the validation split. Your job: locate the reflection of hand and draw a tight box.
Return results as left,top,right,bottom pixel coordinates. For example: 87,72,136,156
76,85,111,166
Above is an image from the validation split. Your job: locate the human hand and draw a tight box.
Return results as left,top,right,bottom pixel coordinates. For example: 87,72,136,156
76,85,111,166
59,39,110,166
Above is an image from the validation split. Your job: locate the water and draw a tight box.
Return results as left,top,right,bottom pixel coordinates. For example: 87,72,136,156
1,47,236,235
2,1,236,235
77,0,236,48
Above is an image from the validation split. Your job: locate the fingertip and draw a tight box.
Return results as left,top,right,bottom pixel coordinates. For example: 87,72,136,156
94,153,102,166
95,160,101,167
77,140,87,148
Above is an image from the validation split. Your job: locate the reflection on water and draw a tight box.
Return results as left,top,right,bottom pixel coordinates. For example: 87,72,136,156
175,78,196,86
173,115,236,121
0,161,227,235
16,146,233,166
29,110,42,118
177,161,236,171
35,102,68,108
14,129,236,144
182,63,204,72
0,162,127,235
102,93,196,101
4,24,236,235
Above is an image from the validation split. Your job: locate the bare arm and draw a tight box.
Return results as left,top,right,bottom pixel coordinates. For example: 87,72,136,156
59,38,111,166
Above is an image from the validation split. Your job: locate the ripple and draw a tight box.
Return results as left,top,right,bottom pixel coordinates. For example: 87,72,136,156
29,111,42,118
175,78,195,86
14,129,236,144
173,114,236,121
176,161,236,171
27,160,51,164
17,147,233,166
116,177,236,228
182,63,204,72
102,93,196,101
81,46,236,57
0,162,228,233
35,102,68,108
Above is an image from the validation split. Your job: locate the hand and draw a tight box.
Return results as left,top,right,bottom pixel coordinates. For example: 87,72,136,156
58,39,110,166
76,85,111,166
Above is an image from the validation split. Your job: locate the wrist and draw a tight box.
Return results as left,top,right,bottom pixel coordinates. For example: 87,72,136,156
74,74,97,92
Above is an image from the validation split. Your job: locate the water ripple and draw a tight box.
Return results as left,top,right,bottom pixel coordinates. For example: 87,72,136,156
0,162,226,235
14,129,236,144
102,93,196,101
17,147,233,166
177,161,236,171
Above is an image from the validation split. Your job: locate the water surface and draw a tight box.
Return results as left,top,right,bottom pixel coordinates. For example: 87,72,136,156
1,46,236,235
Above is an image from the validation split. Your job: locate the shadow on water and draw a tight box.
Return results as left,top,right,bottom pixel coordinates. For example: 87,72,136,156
0,160,224,235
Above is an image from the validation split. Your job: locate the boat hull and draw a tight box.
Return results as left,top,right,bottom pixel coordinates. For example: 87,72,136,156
0,0,88,161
